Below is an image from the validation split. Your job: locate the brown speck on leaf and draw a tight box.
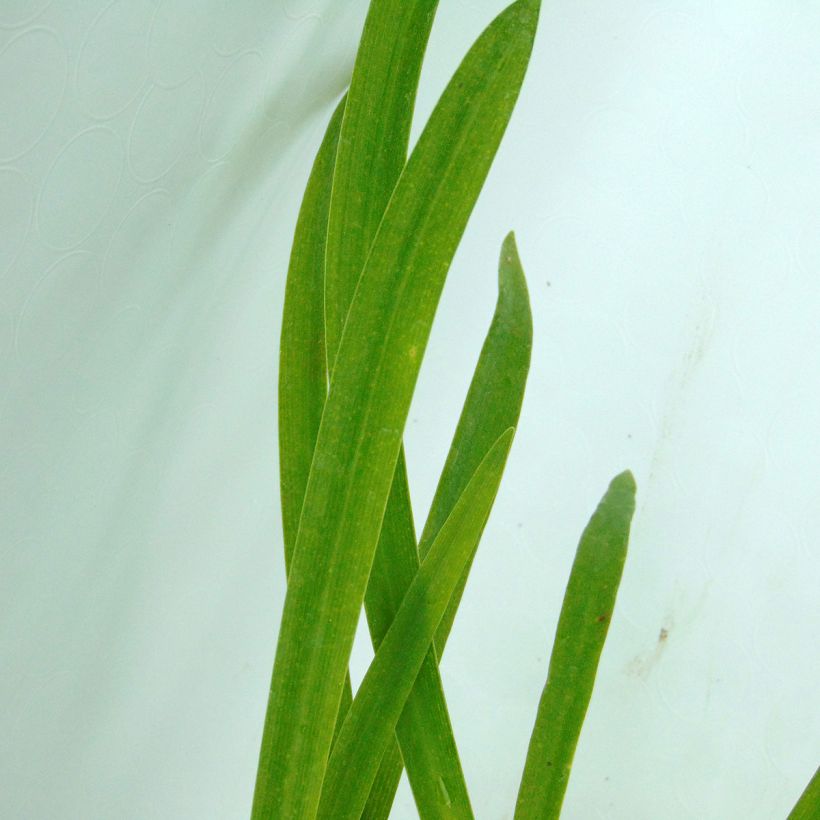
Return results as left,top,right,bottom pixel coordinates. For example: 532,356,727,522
596,613,610,623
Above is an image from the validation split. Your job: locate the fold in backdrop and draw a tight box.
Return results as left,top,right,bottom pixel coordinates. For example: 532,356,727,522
1,1,818,817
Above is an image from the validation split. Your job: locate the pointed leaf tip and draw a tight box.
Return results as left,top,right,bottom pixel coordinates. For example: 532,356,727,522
606,469,637,508
500,231,520,266
498,232,529,305
514,468,636,820
510,0,542,32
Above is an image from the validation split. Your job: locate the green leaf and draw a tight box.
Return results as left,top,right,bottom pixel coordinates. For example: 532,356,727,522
277,97,344,569
364,230,533,815
322,2,474,816
514,471,637,820
421,231,534,651
325,0,439,365
361,741,405,820
317,431,516,820
275,93,359,755
251,1,540,816
788,766,820,820
363,450,474,819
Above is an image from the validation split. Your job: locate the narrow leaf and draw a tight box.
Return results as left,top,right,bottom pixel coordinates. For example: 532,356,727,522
361,741,405,820
251,2,540,816
317,431,516,820
421,231,534,651
514,471,637,820
788,766,820,820
367,231,534,814
322,2,472,816
325,0,439,364
363,450,474,819
278,97,344,568
274,97,361,754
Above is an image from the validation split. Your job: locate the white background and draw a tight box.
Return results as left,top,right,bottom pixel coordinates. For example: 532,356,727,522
1,1,818,817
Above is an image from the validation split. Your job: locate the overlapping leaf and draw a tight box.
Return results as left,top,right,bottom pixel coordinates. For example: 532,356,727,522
276,92,366,757
421,232,533,651
275,9,535,817
276,0,474,813
365,231,533,816
251,2,541,817
322,1,475,815
324,0,440,364
277,98,343,569
317,430,515,819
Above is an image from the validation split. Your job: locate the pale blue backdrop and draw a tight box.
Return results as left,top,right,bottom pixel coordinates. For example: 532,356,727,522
1,1,818,817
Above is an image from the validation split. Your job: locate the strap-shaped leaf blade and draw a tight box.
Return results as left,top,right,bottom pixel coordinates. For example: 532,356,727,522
421,232,534,650
514,470,637,820
363,449,475,819
276,95,372,759
317,430,516,820
251,2,540,816
365,231,534,815
322,2,473,815
361,741,405,820
277,10,474,811
278,97,344,569
788,766,820,820
325,0,439,365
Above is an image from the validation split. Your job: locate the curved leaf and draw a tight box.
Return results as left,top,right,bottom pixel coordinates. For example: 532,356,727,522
422,231,534,651
321,3,474,816
317,431,516,820
278,97,344,568
788,766,820,820
514,471,637,820
275,94,363,757
325,0,439,365
367,231,533,815
251,2,540,816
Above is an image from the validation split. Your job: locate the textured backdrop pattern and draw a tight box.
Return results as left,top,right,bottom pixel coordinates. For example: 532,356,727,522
1,1,818,817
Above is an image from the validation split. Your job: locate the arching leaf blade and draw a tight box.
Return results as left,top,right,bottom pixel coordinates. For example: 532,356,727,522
366,230,533,815
421,231,534,652
514,470,637,820
278,96,344,569
322,1,472,815
325,0,439,365
317,431,516,820
251,2,540,816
